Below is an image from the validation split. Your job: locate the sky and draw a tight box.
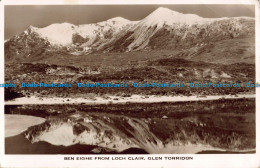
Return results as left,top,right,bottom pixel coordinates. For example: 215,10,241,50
4,5,255,39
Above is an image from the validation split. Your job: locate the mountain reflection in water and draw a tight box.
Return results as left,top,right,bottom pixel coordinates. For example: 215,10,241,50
9,112,253,154
5,100,256,154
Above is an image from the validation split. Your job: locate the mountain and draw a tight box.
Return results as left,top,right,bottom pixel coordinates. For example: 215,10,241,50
32,17,134,46
5,17,136,60
101,7,254,52
5,7,255,63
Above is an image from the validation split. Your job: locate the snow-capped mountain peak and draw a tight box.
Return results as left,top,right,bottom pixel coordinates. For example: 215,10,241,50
151,7,180,16
24,25,38,34
106,17,131,24
33,22,77,45
140,7,208,27
102,7,254,52
28,25,38,30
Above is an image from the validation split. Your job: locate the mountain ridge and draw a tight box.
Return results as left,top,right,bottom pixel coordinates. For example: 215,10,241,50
5,7,255,63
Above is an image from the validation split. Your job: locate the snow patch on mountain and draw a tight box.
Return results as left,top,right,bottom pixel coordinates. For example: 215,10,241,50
35,23,76,45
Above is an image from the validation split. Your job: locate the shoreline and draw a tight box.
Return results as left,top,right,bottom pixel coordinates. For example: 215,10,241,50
5,94,255,105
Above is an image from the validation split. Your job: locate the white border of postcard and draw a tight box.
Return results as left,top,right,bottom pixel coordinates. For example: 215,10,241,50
0,0,259,168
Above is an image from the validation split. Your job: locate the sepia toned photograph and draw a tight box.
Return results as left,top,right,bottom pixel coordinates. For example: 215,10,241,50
3,4,256,155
